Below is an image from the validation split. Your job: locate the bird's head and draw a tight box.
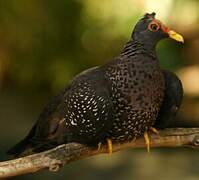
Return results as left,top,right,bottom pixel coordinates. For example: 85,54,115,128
131,12,184,47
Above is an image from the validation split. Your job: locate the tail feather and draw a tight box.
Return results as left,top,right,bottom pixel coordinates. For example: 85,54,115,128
7,138,33,157
7,124,37,157
7,124,58,157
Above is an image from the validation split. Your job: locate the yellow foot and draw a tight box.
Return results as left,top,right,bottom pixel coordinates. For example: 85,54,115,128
97,139,112,155
106,138,112,155
149,127,159,134
144,127,159,153
144,131,150,153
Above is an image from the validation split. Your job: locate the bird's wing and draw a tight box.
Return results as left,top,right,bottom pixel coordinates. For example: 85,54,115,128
7,66,114,156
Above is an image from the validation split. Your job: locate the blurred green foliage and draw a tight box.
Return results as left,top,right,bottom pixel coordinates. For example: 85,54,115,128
0,0,190,95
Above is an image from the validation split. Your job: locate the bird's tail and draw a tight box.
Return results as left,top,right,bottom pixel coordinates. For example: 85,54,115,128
7,124,58,157
7,125,37,157
7,138,34,157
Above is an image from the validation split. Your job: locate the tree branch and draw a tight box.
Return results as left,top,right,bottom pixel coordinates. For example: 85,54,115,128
1,128,199,178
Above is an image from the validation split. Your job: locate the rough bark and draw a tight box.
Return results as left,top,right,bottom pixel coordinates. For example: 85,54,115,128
0,128,199,178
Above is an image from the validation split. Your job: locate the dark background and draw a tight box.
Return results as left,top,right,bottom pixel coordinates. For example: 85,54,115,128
0,0,199,179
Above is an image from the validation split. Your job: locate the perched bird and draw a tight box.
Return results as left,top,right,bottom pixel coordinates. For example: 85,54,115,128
7,12,184,157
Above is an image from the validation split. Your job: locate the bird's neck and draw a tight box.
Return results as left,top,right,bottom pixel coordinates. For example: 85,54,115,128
120,39,156,59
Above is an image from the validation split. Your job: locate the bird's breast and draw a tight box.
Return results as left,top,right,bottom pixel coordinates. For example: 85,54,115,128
105,58,165,114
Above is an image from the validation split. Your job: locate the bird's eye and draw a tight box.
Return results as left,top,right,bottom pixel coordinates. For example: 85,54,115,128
148,23,159,32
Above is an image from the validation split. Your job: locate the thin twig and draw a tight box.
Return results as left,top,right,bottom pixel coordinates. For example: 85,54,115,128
1,128,199,178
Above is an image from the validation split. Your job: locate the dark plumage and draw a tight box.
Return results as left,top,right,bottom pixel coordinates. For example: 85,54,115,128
155,70,183,129
7,13,184,157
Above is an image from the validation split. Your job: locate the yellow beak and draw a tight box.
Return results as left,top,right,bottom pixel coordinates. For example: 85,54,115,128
168,30,184,43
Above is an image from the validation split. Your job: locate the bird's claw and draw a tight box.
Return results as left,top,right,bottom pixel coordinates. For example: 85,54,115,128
149,127,159,134
107,138,112,155
144,131,150,153
144,127,159,153
97,138,112,155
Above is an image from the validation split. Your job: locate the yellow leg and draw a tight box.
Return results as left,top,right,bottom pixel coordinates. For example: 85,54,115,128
106,138,112,155
143,127,159,153
97,139,112,155
144,131,150,153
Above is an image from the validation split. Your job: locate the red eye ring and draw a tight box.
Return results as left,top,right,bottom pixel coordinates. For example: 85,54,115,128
148,22,160,32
